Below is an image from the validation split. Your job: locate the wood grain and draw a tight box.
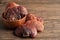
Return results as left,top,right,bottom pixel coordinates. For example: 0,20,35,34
0,0,60,40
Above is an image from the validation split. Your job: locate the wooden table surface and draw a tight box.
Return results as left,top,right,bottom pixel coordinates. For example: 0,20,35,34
0,0,60,40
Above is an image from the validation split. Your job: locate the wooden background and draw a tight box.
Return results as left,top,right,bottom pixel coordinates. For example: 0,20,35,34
0,0,60,40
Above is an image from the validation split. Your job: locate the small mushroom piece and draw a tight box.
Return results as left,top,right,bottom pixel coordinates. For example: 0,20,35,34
15,21,37,38
26,14,44,32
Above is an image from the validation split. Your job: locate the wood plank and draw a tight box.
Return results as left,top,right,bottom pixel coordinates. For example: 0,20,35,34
0,0,60,40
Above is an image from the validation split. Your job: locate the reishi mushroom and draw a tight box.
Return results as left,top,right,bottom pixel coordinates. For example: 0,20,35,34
26,14,44,32
15,20,37,38
2,2,44,38
15,19,44,38
2,2,28,29
3,2,28,21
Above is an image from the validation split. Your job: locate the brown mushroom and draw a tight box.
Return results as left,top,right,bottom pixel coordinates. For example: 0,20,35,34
15,19,44,38
15,20,37,38
2,2,28,29
26,14,44,32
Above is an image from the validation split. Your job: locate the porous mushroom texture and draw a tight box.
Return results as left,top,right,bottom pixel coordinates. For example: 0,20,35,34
3,2,28,21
